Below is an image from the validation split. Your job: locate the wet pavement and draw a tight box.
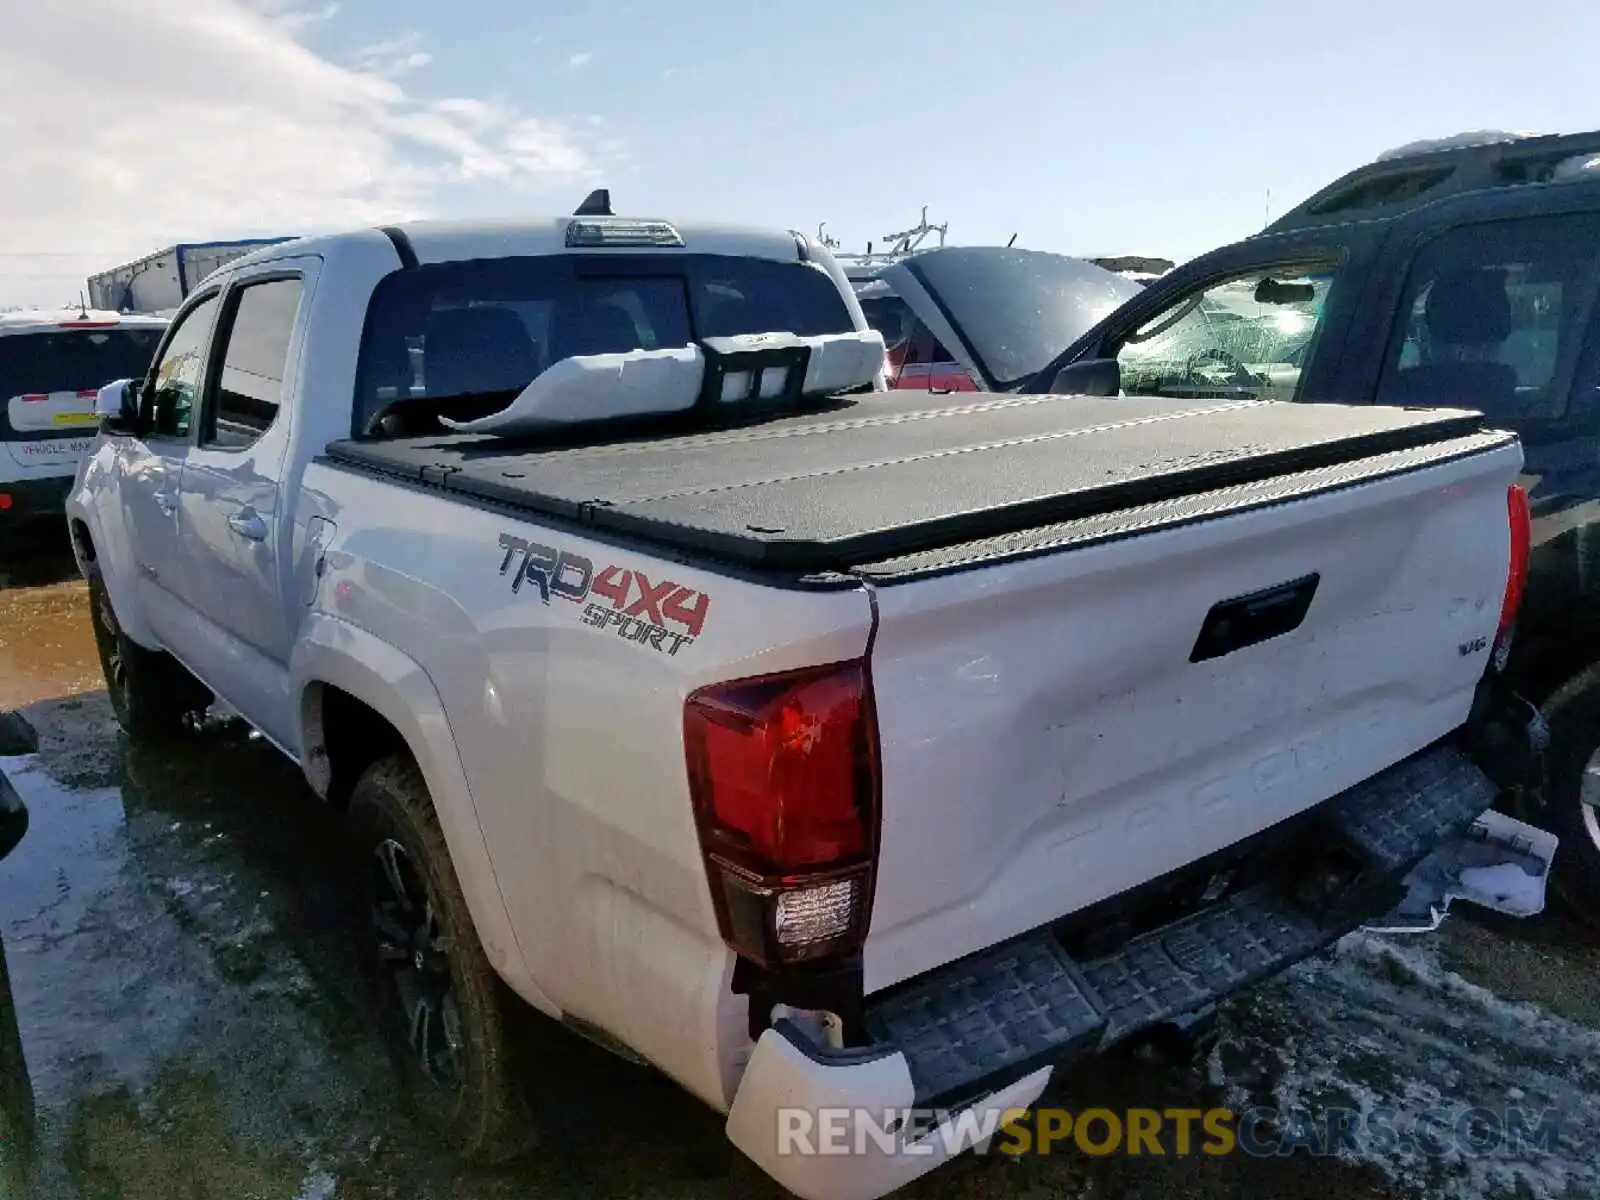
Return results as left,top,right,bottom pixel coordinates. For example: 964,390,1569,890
0,531,1597,1199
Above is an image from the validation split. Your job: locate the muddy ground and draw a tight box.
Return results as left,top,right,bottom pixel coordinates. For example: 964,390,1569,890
0,531,1597,1199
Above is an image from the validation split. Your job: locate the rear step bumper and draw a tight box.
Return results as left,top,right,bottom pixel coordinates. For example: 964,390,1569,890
726,743,1506,1200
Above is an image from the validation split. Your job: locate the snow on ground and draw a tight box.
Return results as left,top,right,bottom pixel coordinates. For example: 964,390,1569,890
1209,928,1600,1199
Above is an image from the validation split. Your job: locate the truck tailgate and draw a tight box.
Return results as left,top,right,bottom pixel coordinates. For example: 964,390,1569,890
860,432,1522,993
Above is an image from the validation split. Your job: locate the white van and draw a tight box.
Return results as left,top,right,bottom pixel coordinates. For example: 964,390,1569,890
0,310,167,530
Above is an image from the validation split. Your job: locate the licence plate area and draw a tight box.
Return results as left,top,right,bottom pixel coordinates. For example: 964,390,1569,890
7,390,99,433
861,745,1497,1107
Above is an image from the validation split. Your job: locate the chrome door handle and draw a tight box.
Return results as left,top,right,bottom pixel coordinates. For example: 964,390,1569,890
227,510,268,542
153,489,177,516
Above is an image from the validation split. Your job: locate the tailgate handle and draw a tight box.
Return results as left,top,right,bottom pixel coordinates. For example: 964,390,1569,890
1190,573,1320,663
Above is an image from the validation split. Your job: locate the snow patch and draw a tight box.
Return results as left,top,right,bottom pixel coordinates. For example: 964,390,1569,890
295,1168,338,1200
1376,131,1543,161
1206,931,1600,1200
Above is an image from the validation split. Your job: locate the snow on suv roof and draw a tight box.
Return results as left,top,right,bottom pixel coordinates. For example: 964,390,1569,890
0,310,169,337
1375,130,1545,162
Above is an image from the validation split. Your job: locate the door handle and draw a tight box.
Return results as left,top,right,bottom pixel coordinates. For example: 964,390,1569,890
153,489,177,516
227,510,268,542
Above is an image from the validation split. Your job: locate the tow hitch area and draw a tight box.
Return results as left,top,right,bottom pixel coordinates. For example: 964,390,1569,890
1363,809,1557,934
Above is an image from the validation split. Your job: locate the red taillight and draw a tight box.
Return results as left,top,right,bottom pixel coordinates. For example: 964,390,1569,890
19,394,48,403
1495,483,1532,666
685,660,880,966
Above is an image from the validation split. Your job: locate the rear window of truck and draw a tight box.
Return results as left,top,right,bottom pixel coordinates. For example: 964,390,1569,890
352,253,854,439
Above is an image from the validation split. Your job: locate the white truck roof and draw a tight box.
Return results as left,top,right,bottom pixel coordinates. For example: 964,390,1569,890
0,310,170,337
226,218,814,275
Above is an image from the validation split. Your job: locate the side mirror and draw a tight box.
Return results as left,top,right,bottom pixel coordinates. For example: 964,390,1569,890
95,379,139,436
1049,357,1121,396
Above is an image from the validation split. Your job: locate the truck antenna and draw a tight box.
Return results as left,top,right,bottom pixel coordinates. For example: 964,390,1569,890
1006,233,1018,248
574,188,613,217
77,290,89,320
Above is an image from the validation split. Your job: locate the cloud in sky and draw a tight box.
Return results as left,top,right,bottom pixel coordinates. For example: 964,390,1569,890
0,0,607,306
354,31,433,79
568,51,595,68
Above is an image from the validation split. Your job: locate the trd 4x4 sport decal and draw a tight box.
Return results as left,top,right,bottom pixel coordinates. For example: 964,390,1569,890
496,532,711,656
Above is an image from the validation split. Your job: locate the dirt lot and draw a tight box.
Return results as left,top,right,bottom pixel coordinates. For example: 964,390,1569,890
0,533,1597,1199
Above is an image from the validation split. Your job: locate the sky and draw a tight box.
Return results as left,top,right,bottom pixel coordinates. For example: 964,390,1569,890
0,0,1595,308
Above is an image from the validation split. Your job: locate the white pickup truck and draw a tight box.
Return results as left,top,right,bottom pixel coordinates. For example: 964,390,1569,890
67,213,1549,1198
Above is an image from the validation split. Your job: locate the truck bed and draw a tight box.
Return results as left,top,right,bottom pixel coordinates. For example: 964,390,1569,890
322,392,1499,574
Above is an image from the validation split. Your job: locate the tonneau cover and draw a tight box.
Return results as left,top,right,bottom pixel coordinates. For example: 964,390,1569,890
322,392,1491,572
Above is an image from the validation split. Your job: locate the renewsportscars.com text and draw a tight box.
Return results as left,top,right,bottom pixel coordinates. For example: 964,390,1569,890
775,1104,1562,1160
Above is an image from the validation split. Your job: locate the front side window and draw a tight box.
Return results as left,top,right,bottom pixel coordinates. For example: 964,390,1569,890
149,293,220,439
1375,215,1600,421
353,254,854,439
204,278,304,450
1114,265,1338,402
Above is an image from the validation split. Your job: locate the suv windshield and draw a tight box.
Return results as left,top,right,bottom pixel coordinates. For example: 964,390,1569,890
353,253,854,438
0,327,163,436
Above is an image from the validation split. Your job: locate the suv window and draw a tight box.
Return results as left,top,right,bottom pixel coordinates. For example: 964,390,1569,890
204,278,303,450
1114,265,1338,402
1375,215,1600,421
0,327,163,439
149,293,221,440
859,294,959,365
354,254,854,438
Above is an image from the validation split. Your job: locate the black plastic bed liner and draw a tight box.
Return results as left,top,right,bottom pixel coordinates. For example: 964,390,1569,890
322,392,1497,574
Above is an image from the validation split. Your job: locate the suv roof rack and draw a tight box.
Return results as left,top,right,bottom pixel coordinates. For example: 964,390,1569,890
1261,129,1600,236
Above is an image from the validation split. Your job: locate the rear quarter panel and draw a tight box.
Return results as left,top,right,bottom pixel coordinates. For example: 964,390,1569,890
297,462,875,1104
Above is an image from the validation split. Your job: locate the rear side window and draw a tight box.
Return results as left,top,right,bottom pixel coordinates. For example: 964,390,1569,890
204,278,303,449
0,327,163,438
1376,215,1600,421
353,254,853,439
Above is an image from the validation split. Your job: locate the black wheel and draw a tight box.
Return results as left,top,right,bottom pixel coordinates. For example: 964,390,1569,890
1539,678,1600,925
86,564,211,742
347,755,534,1162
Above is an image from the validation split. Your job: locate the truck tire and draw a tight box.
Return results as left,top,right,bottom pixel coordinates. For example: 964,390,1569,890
346,755,534,1163
1539,680,1600,926
86,565,212,742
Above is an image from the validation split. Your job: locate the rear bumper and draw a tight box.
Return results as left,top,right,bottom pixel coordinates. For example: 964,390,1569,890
726,741,1505,1199
0,474,72,527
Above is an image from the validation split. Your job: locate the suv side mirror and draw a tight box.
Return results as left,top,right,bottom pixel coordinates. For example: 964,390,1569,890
1049,357,1121,396
95,379,139,436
